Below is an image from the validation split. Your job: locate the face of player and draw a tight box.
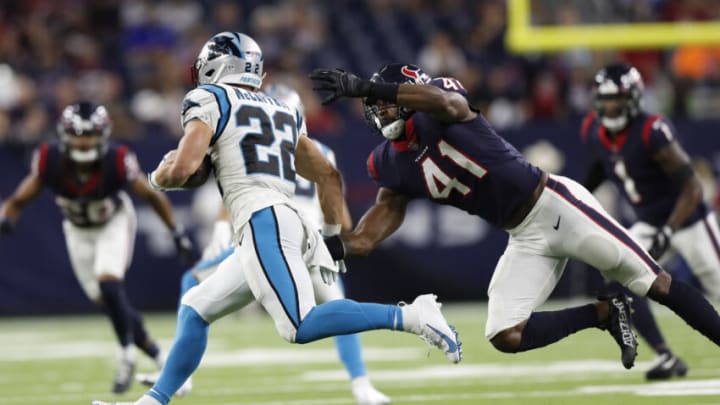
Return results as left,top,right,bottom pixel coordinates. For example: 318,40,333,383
66,134,104,163
597,96,625,119
375,100,399,127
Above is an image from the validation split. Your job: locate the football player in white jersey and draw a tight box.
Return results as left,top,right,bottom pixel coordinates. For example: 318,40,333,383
92,31,460,405
136,83,391,404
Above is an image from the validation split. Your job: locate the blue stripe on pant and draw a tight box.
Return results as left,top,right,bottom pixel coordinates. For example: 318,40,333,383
249,207,301,328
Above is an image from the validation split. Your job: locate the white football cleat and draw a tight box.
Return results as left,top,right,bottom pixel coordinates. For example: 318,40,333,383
136,372,193,397
91,402,134,405
351,376,391,404
400,294,462,363
112,357,136,394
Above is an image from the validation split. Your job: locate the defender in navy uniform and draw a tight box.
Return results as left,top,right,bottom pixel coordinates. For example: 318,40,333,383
582,63,720,379
0,102,196,394
310,63,720,369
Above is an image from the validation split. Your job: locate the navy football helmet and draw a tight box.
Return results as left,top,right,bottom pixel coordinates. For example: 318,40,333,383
363,63,430,140
57,101,111,163
192,32,264,89
593,63,644,132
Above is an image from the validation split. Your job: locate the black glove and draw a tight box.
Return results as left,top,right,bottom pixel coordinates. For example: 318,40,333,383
648,225,673,260
173,228,198,266
309,68,372,105
0,218,12,237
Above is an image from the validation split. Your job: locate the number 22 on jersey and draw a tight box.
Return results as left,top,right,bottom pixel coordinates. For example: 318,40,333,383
236,105,297,181
421,140,487,199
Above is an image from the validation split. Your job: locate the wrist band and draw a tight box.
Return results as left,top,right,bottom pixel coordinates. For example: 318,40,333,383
368,82,399,102
322,223,342,236
324,235,346,260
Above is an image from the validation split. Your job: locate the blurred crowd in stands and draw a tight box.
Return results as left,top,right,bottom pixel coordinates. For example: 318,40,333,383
1,0,719,148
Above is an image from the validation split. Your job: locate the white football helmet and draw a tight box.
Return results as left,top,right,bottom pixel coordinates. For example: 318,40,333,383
192,32,264,89
263,83,304,115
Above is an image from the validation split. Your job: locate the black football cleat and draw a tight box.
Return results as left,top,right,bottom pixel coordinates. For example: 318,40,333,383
646,353,689,380
599,293,638,369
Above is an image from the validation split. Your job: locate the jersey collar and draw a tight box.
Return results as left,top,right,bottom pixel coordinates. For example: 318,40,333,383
390,117,418,152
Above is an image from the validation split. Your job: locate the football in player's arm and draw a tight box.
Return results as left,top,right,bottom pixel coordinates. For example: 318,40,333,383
92,32,460,405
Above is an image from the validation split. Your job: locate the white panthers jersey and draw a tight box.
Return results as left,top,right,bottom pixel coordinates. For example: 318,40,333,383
292,140,336,231
182,83,307,241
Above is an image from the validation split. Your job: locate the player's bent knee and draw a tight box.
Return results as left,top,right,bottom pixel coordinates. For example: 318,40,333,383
275,322,298,343
647,271,672,300
489,325,523,353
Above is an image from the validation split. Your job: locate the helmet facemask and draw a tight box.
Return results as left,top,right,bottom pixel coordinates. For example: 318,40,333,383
57,102,111,164
363,101,412,140
593,64,644,133
362,63,430,140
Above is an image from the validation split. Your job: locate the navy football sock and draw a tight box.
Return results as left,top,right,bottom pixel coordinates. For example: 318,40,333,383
517,304,597,352
129,308,160,359
652,280,720,346
605,282,669,354
99,280,134,347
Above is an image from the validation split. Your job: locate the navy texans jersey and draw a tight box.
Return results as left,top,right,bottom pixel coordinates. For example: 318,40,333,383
367,77,543,228
581,111,707,228
32,142,141,227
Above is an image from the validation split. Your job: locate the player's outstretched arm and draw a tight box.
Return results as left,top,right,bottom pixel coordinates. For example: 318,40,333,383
309,68,474,122
342,187,409,257
151,120,213,189
295,135,347,228
0,172,43,234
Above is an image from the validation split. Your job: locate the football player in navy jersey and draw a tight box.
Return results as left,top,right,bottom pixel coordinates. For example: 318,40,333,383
581,63,720,379
0,101,196,394
310,63,720,369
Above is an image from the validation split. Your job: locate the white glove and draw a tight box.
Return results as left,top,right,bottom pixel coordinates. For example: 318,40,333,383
319,264,338,285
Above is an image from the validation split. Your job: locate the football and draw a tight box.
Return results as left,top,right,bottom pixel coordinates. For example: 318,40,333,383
182,154,213,189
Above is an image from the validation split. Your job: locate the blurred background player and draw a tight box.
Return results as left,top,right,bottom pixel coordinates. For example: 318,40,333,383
0,101,196,394
581,63,720,379
310,62,720,370
137,83,391,405
92,31,459,405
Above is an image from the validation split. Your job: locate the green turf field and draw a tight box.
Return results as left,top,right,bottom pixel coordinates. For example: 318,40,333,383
1,300,719,405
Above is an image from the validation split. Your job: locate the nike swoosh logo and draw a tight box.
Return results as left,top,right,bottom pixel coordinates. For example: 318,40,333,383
238,233,244,246
553,216,561,230
426,324,458,353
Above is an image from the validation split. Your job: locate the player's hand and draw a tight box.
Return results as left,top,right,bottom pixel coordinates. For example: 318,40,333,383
648,225,673,260
309,68,370,105
173,228,198,266
319,265,338,285
0,218,12,237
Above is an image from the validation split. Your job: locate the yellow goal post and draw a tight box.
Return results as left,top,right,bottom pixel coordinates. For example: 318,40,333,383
506,0,720,52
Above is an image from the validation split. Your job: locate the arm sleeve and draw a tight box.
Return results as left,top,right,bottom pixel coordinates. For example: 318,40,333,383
181,87,221,131
644,116,677,153
122,150,141,183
